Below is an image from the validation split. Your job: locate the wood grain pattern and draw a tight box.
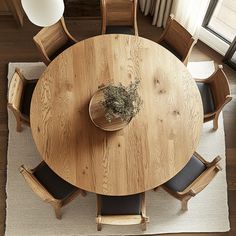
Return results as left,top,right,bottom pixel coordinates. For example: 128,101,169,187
158,14,196,65
0,0,10,15
5,0,24,27
33,17,77,65
7,68,37,131
30,34,203,196
64,0,101,18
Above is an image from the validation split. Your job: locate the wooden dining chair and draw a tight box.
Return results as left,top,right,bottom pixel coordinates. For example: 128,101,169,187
33,17,77,65
96,192,149,231
156,152,221,211
20,161,86,219
157,14,197,65
195,65,232,130
100,0,138,35
7,68,38,132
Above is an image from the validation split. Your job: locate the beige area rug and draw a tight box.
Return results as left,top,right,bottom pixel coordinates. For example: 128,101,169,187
6,62,230,235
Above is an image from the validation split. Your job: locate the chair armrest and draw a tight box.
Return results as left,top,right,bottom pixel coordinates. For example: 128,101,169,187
97,215,143,225
205,155,222,168
20,165,58,204
181,164,221,195
176,189,196,198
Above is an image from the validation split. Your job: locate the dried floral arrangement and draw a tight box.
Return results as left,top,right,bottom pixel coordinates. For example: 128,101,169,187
101,80,142,122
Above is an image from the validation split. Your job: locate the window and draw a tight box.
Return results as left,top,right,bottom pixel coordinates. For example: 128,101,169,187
223,36,236,70
202,0,236,70
203,0,236,44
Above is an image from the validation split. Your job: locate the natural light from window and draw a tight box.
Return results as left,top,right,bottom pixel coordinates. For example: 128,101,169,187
207,0,236,43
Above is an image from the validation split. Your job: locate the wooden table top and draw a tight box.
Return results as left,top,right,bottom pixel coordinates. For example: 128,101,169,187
31,34,203,196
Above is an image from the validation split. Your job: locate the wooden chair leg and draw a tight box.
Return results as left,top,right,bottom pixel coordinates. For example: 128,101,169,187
153,186,159,191
96,216,102,231
141,221,147,231
181,196,192,211
16,120,22,132
97,223,102,231
81,190,87,197
53,206,62,220
213,116,219,130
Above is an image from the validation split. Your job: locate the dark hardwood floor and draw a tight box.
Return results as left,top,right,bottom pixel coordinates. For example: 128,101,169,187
64,0,100,17
0,12,235,236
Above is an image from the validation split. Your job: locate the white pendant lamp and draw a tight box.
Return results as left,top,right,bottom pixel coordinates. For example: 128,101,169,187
21,0,65,27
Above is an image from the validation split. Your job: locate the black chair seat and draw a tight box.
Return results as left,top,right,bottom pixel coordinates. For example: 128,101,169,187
50,40,75,60
100,194,141,215
21,82,37,116
34,162,78,199
164,155,207,192
106,26,134,35
197,82,215,114
159,40,183,61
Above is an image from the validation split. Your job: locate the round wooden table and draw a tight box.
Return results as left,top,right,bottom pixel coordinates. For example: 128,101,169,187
31,34,203,196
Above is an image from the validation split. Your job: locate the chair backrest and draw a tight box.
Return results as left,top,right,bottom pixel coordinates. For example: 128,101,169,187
20,164,55,203
158,15,196,64
98,194,141,215
96,192,148,229
178,152,221,195
33,17,74,64
101,0,138,34
208,65,231,110
8,68,26,115
163,152,221,196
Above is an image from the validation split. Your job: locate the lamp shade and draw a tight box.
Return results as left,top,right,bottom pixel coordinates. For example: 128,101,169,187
21,0,65,27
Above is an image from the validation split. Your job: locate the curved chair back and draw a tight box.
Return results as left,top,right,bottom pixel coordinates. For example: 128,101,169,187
195,65,232,130
33,17,77,65
96,192,148,231
20,162,84,219
8,68,25,116
20,164,55,203
160,152,222,211
158,14,196,65
101,0,138,35
207,65,231,111
8,68,31,131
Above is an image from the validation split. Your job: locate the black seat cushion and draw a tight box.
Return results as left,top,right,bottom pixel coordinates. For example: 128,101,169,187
21,82,37,116
164,155,207,192
106,26,134,35
34,163,78,199
100,194,141,215
159,40,183,61
50,40,75,60
197,82,215,114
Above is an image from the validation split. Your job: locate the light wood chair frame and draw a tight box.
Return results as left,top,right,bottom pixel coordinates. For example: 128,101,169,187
33,17,77,65
195,65,232,130
20,162,86,219
96,192,149,231
155,152,222,211
7,68,38,132
158,14,197,65
100,0,138,35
